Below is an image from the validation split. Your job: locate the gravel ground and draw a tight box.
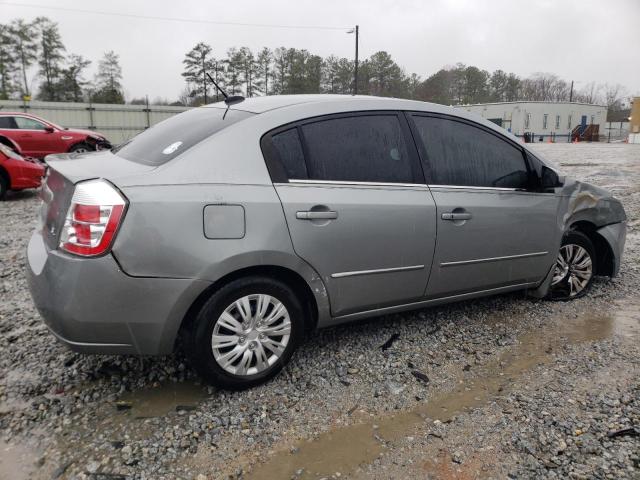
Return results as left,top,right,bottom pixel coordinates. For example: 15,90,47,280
0,143,638,480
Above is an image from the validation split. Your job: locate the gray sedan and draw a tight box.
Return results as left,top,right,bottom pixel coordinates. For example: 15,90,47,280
26,95,626,389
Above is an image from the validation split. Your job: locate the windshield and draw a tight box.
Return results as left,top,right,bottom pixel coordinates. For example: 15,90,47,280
113,107,253,166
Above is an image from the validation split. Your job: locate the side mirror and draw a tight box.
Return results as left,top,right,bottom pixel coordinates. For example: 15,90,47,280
44,126,55,133
540,166,563,189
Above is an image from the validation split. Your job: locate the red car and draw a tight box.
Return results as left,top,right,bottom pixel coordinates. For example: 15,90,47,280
0,112,111,159
0,136,46,199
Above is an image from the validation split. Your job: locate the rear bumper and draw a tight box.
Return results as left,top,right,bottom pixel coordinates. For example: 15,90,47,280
596,221,626,277
26,231,209,355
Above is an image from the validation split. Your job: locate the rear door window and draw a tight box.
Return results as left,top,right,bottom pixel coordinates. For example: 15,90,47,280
411,115,529,189
271,128,308,179
113,107,253,166
300,115,415,183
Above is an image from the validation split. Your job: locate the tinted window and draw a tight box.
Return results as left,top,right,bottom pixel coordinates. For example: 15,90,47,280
271,128,307,179
0,117,16,129
15,116,46,130
113,107,253,166
412,116,529,189
300,115,414,183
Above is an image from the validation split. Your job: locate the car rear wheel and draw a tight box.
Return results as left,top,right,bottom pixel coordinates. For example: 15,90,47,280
549,231,596,300
185,276,303,390
69,142,92,153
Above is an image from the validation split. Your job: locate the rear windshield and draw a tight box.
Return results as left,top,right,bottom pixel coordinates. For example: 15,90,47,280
113,107,253,166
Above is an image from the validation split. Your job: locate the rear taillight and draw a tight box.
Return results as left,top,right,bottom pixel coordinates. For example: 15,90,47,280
59,179,127,257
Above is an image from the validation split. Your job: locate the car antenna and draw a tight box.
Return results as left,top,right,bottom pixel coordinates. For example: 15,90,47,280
206,73,244,106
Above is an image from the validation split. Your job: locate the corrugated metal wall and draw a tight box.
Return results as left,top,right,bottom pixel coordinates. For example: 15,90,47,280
0,100,190,144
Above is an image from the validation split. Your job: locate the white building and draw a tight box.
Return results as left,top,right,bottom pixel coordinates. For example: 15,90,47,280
454,101,608,141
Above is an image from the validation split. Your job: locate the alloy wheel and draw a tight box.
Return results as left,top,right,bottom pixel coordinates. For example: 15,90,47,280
211,294,291,376
551,244,593,297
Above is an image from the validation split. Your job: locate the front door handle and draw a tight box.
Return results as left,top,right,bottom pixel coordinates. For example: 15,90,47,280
441,212,472,221
296,210,338,220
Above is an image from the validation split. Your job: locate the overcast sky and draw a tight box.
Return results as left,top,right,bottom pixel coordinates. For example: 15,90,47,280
3,0,639,101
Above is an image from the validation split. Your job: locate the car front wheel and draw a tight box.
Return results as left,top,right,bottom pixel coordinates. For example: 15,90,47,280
549,231,596,300
69,142,93,153
185,276,303,389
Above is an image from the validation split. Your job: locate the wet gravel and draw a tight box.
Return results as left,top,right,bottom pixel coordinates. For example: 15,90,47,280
0,143,639,479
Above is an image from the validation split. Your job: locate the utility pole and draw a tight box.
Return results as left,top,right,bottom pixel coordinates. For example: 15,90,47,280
348,25,359,95
354,25,359,95
569,80,574,103
202,54,208,105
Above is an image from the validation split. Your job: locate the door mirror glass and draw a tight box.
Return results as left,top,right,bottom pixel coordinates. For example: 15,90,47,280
540,166,563,189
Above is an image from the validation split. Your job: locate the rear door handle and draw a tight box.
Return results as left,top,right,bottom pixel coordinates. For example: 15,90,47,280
296,210,338,220
441,212,472,221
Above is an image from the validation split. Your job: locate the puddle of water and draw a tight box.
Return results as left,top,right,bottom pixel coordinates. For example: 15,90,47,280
117,380,208,418
246,302,639,479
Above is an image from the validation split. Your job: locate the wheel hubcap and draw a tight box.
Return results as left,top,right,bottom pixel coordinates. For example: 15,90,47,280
211,294,291,376
551,244,593,296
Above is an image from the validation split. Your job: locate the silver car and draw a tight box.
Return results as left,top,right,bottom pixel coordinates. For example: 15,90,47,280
26,95,626,389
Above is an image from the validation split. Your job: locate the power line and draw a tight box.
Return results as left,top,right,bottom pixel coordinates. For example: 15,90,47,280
0,1,351,30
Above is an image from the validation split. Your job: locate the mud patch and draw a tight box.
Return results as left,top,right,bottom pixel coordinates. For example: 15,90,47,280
246,302,639,479
116,380,208,418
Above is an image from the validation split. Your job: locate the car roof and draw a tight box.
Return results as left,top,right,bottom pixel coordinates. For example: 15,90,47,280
203,94,449,115
0,112,41,117
203,94,525,145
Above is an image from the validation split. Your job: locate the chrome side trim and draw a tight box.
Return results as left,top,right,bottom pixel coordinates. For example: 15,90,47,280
323,281,538,326
286,179,428,188
331,264,425,279
428,184,524,192
48,328,132,348
440,251,548,267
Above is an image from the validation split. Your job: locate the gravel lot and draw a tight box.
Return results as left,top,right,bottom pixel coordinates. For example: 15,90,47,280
1,143,638,480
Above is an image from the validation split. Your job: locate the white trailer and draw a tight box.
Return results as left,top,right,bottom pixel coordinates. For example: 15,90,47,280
455,101,608,142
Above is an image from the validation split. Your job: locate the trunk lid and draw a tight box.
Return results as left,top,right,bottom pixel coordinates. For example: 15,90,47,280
40,150,154,250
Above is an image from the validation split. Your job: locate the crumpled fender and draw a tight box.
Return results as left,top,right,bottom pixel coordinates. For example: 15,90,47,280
558,178,626,230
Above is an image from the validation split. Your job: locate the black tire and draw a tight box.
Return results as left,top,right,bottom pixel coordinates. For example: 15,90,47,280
548,230,597,301
0,174,8,200
69,142,93,153
185,276,304,390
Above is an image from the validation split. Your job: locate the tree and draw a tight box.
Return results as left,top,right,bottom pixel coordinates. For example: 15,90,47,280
93,51,124,103
34,17,66,101
603,83,627,115
0,24,18,99
234,47,255,97
9,18,38,97
182,42,215,104
254,47,272,96
224,47,242,96
367,51,406,97
57,54,90,102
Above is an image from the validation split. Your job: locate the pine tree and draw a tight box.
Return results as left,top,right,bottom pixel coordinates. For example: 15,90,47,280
181,42,215,105
93,51,124,104
9,18,38,97
58,54,91,102
34,17,66,101
254,47,272,96
0,24,18,99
